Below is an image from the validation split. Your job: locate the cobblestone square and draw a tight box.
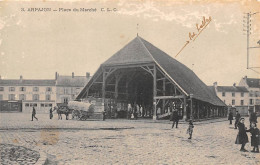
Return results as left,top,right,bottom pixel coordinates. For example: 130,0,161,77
0,113,260,165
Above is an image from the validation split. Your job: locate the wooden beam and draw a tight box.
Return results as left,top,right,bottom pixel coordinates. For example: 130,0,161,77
154,95,185,99
153,65,157,120
156,77,166,81
162,78,166,112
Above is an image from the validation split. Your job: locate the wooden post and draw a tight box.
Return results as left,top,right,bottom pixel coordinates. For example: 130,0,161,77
153,65,157,120
190,94,193,120
197,102,200,120
162,78,166,113
183,97,187,120
102,68,106,103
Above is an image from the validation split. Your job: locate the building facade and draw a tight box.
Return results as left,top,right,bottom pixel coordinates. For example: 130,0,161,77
56,72,91,104
0,72,91,113
209,82,249,116
0,76,56,113
239,76,260,114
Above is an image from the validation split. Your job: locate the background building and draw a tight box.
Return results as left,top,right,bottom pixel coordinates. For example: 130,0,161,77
209,82,249,116
0,76,56,113
56,72,91,104
239,76,260,114
0,72,91,113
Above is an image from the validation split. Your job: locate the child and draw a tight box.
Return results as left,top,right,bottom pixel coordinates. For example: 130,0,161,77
247,122,259,153
187,120,194,139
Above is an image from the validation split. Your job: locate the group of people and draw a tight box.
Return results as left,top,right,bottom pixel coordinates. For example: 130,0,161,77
31,106,56,121
170,109,194,139
228,110,259,153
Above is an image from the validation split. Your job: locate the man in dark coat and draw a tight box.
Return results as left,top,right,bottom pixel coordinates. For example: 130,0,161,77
234,111,241,129
228,111,233,125
249,112,258,126
49,107,53,119
235,118,249,152
171,109,179,128
247,122,259,153
31,106,38,121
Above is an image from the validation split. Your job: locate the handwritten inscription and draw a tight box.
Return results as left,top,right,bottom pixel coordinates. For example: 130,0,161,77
175,16,212,58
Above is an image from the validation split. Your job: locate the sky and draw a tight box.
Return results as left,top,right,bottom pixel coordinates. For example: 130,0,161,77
0,0,259,86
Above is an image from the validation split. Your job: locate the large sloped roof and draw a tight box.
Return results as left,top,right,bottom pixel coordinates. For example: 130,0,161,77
77,36,225,106
215,86,249,92
0,79,56,86
56,76,90,87
246,78,260,88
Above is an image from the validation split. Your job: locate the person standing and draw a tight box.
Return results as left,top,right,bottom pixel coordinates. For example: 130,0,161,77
171,109,179,128
235,118,249,152
187,120,194,139
228,110,233,125
234,111,241,129
49,107,53,119
247,122,260,153
249,111,258,127
31,106,38,121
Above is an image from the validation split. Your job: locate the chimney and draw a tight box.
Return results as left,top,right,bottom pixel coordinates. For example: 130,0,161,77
233,83,236,87
20,75,23,82
213,82,217,87
72,72,74,78
86,72,90,78
55,72,58,80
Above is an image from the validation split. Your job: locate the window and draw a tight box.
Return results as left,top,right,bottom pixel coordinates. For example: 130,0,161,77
249,91,254,97
222,92,225,97
25,103,29,107
33,94,39,101
241,92,244,97
232,93,235,97
250,99,254,105
9,87,15,91
49,104,52,107
19,94,26,100
20,87,26,91
0,87,4,91
46,87,52,92
63,98,69,103
46,94,51,101
33,87,39,92
9,94,15,100
232,100,235,105
241,100,244,106
41,104,45,107
64,88,69,94
0,94,3,100
33,103,37,107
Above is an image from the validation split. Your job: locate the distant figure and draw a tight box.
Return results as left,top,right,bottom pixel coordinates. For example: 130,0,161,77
235,118,249,152
187,120,194,139
140,105,143,117
171,109,179,128
234,111,241,129
249,112,258,127
157,107,161,115
31,106,38,121
247,122,259,153
49,107,53,119
228,111,233,125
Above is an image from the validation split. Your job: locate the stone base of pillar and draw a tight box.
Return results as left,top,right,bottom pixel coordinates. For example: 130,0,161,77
153,115,157,120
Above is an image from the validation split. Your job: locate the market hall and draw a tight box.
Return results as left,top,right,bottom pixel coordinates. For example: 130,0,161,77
76,36,226,120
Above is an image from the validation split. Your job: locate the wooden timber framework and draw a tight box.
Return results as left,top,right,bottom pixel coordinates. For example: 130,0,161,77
80,63,226,120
